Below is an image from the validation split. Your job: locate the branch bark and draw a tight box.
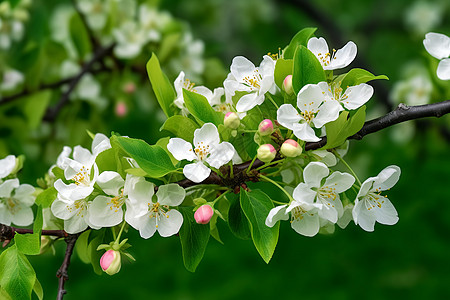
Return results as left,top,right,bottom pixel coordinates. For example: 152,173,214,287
56,233,80,300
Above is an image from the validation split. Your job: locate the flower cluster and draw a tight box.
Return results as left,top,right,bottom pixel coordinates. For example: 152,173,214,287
424,32,450,80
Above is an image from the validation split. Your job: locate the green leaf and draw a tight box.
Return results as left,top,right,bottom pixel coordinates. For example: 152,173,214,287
15,207,43,255
209,214,223,244
112,136,176,178
227,195,251,240
240,190,279,263
96,148,117,173
32,278,43,300
87,230,105,275
340,68,389,89
283,27,317,59
183,89,223,126
146,53,176,118
324,106,366,149
35,187,57,208
179,207,210,272
274,58,293,89
161,115,199,142
75,230,91,264
0,245,36,300
23,90,51,129
292,45,326,94
158,33,181,63
69,13,92,59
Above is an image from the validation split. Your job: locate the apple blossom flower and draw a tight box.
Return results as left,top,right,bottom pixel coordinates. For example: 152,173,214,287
167,123,235,183
277,83,341,142
113,21,148,59
323,81,374,110
352,165,401,232
89,172,146,228
307,37,357,70
173,71,224,116
0,155,17,180
423,32,450,80
100,249,121,275
194,204,214,224
223,55,276,112
0,179,35,226
126,183,185,239
293,162,354,223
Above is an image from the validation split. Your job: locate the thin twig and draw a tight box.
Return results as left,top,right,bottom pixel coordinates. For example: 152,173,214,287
56,233,80,300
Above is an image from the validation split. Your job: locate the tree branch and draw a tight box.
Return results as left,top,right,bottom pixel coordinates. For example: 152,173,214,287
56,233,80,300
43,43,115,122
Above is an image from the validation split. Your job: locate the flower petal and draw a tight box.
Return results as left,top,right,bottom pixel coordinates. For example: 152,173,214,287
0,179,19,198
291,211,320,237
277,104,301,129
157,184,185,206
297,83,325,112
372,165,401,192
13,184,36,206
374,197,399,225
307,37,329,66
323,171,355,193
437,58,450,80
313,100,341,128
127,179,154,216
342,83,374,110
328,41,357,70
0,155,16,179
97,171,125,196
0,204,12,225
11,205,34,226
303,162,329,188
292,122,320,142
73,145,94,167
89,195,123,227
64,214,89,234
193,123,220,148
352,199,376,232
265,204,288,227
157,209,183,237
183,162,211,183
236,92,262,112
292,183,317,204
137,214,157,239
423,32,450,60
167,138,197,162
230,56,256,81
207,142,235,168
92,133,111,156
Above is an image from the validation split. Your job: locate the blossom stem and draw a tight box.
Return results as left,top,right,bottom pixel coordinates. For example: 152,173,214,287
259,174,294,202
333,150,362,186
213,190,230,205
114,221,126,245
228,162,234,178
266,93,279,109
246,156,258,174
256,158,285,171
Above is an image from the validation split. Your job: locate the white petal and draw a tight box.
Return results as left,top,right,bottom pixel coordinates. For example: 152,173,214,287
11,205,34,226
183,162,211,183
127,179,154,216
195,86,214,101
303,162,329,188
342,83,374,110
54,179,93,200
315,100,342,129
73,145,94,167
92,133,111,156
157,209,183,237
236,92,262,112
0,155,16,178
311,150,337,167
292,183,317,204
327,41,357,70
13,184,36,206
0,179,19,198
297,83,325,112
230,56,256,81
292,122,320,142
352,199,376,232
307,37,329,65
372,165,401,192
88,195,123,227
317,202,339,224
0,204,12,225
437,58,450,80
291,211,320,237
51,197,76,220
323,171,355,193
207,142,235,168
97,171,125,196
337,203,354,229
374,197,399,226
174,71,185,97
156,184,185,206
137,214,157,239
423,32,450,60
265,205,288,227
277,104,301,129
64,214,89,234
167,138,196,162
193,123,220,148
56,147,72,169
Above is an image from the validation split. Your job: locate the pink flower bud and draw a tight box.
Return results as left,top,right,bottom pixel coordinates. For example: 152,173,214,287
100,249,121,275
257,144,276,162
283,75,293,95
224,112,240,129
194,204,214,224
258,119,274,136
280,139,302,157
123,82,136,94
115,101,128,117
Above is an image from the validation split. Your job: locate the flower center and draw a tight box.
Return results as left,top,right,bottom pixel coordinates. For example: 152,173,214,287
3,197,20,214
242,69,262,90
194,141,210,161
183,78,197,92
107,188,125,212
290,205,315,222
147,202,170,228
365,192,386,211
318,186,337,207
73,166,90,186
316,49,337,67
67,200,88,217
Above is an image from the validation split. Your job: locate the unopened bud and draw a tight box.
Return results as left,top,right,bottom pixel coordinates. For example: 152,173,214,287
258,119,274,136
257,144,276,162
224,112,240,129
280,139,302,157
115,101,128,117
100,249,121,275
283,75,293,95
123,82,136,94
194,204,214,224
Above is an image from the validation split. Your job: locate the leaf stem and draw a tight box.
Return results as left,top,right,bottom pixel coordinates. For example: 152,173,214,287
259,174,294,203
333,150,362,186
266,93,279,109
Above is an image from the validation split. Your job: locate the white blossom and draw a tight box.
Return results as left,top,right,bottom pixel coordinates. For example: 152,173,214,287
307,37,357,70
0,155,16,180
423,32,450,80
0,179,35,226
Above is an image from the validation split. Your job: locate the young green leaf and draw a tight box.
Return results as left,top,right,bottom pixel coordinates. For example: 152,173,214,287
183,89,223,126
292,45,326,94
15,207,43,256
112,136,176,178
32,278,44,300
0,245,36,300
75,230,91,264
179,207,210,272
146,53,176,118
35,187,57,208
283,27,317,59
228,195,251,240
324,106,366,149
274,58,293,89
340,68,389,89
161,115,199,142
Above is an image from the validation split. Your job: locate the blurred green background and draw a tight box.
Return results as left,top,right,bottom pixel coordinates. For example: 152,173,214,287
2,0,450,298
